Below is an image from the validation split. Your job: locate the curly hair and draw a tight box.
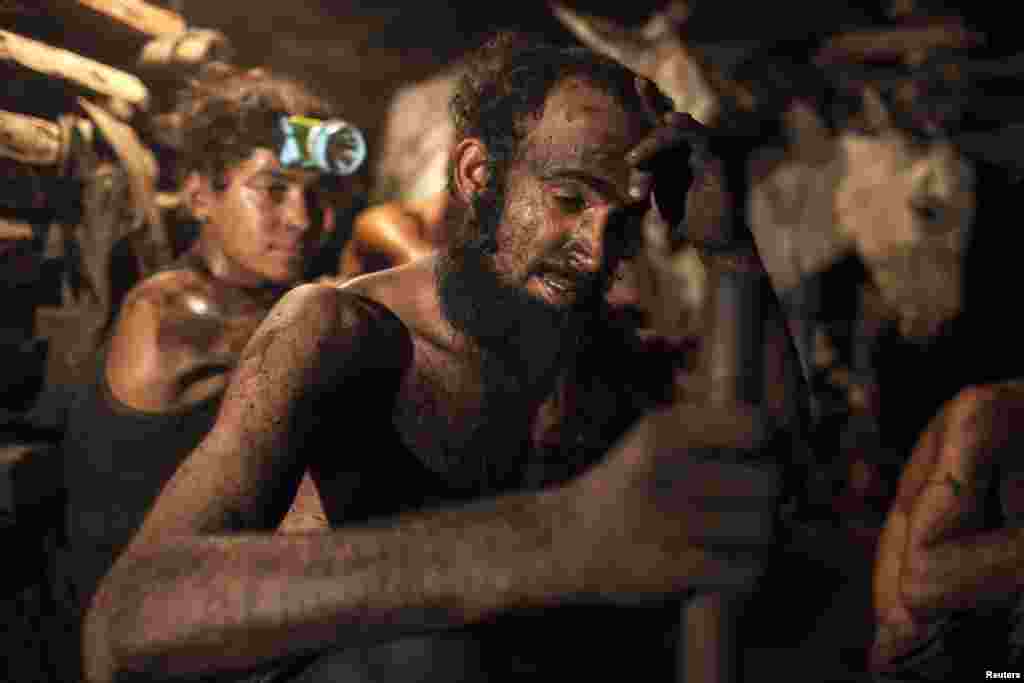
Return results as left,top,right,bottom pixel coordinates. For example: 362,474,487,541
448,33,655,197
174,62,332,187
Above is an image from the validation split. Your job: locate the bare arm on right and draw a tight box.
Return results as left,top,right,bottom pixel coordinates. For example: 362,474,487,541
871,382,1024,670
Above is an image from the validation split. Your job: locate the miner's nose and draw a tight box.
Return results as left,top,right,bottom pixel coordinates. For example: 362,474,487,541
570,206,618,273
281,185,312,233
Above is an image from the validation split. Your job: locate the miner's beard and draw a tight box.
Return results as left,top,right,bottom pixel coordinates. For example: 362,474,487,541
436,182,609,400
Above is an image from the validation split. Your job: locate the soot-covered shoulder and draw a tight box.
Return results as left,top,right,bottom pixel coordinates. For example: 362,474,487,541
243,283,414,390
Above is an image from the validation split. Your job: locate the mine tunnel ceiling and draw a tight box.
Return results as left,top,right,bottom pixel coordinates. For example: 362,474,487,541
181,1,875,83
1,0,887,166
164,0,874,151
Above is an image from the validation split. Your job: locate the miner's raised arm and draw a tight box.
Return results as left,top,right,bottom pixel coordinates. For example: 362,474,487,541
83,281,771,682
83,34,779,683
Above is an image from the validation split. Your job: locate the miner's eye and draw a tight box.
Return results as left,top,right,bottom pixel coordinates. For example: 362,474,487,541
911,197,948,230
554,193,587,214
266,182,290,203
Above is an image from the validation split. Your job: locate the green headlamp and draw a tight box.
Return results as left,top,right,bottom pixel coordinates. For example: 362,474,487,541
275,114,367,176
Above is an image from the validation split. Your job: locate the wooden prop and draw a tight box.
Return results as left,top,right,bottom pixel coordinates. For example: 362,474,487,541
0,29,150,108
78,97,171,271
0,216,33,241
0,109,61,165
103,96,137,122
680,160,798,683
0,110,97,173
551,1,753,125
138,29,234,76
66,0,186,38
79,97,157,226
816,16,983,66
58,112,94,175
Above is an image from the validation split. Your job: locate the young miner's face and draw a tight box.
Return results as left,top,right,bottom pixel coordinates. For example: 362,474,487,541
199,149,332,286
491,77,650,310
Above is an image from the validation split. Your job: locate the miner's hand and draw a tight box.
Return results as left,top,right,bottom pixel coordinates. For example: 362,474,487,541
623,77,716,351
626,76,711,229
562,400,780,598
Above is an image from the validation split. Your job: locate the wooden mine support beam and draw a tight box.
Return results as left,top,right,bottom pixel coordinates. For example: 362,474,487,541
0,29,150,108
0,109,62,165
66,0,186,38
0,217,34,242
138,29,234,75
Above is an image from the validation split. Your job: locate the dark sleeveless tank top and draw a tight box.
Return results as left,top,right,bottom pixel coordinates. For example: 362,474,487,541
240,315,684,683
60,252,279,605
61,356,221,606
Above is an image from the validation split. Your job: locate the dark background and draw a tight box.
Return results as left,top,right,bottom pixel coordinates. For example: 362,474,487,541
6,0,880,168
172,0,874,157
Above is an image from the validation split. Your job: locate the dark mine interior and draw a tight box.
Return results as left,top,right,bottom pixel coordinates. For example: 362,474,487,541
4,1,1024,682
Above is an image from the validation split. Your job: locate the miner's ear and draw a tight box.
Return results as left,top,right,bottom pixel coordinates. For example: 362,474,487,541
451,138,490,204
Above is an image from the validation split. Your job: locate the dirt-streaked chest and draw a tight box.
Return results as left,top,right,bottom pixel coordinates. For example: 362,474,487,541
390,338,558,492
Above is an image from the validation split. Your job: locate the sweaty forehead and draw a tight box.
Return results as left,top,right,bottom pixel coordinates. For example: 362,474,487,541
227,148,279,177
521,78,648,176
231,148,320,186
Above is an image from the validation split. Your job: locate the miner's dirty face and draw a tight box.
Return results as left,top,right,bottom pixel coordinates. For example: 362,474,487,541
487,77,651,310
834,134,974,340
747,101,976,342
193,148,335,286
